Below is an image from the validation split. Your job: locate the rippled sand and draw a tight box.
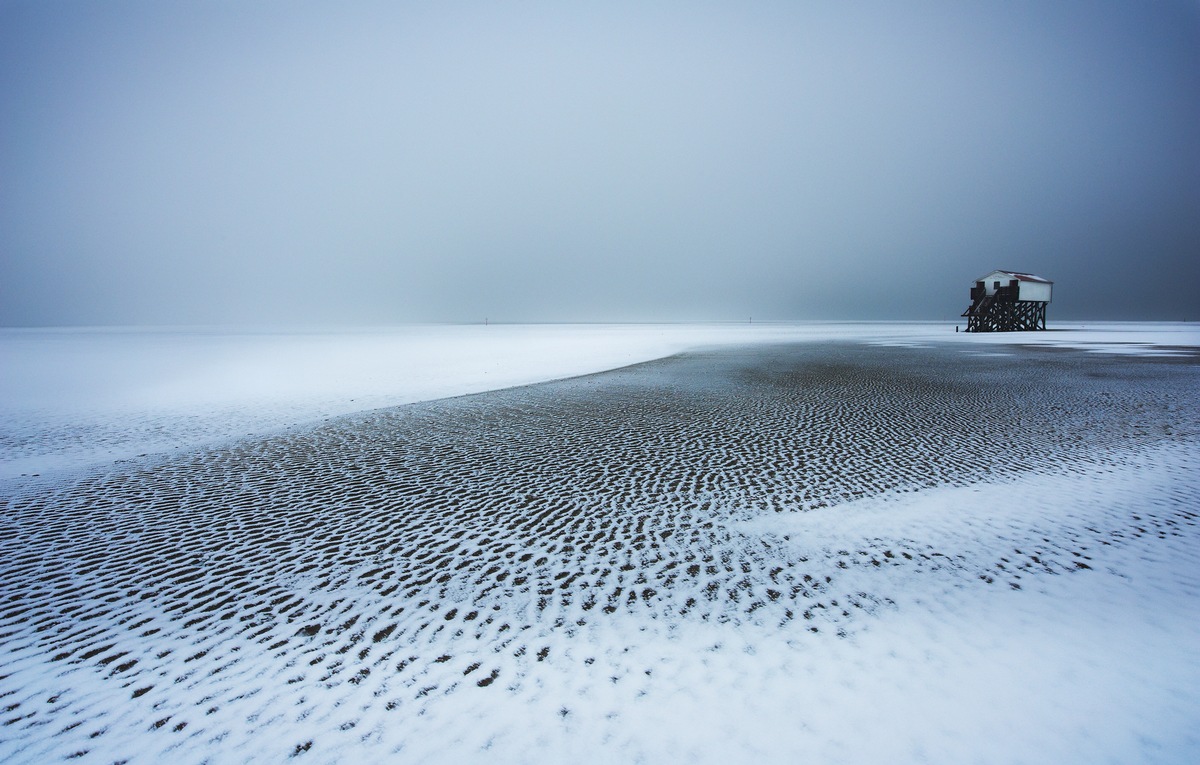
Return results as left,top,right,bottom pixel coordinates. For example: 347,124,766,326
2,342,1198,763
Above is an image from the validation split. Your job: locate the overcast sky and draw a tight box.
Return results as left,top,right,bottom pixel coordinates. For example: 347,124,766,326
2,0,1197,326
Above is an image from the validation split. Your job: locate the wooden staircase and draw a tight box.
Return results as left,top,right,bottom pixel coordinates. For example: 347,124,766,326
962,292,1046,332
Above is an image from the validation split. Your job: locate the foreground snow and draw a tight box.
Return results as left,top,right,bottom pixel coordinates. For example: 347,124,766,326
0,325,1197,764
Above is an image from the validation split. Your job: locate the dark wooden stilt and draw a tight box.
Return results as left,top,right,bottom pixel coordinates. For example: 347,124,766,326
961,296,1048,332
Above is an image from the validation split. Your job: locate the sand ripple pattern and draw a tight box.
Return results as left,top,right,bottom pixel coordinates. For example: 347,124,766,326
1,343,1198,763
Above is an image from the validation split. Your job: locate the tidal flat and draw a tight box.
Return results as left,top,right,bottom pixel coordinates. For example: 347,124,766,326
2,341,1198,764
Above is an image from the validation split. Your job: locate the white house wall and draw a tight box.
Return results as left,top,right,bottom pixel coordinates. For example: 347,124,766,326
977,271,1009,296
1018,281,1052,303
975,271,1052,302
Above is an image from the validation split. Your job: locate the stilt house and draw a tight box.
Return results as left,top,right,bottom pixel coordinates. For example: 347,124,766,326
961,270,1052,332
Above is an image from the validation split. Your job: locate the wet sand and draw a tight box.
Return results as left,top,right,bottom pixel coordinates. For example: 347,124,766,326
2,342,1198,763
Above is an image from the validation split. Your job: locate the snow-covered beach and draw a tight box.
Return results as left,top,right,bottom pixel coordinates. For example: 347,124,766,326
3,321,1195,481
1,322,1198,764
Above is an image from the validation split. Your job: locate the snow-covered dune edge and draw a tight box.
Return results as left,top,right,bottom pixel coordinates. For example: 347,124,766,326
3,322,1197,480
0,323,733,479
